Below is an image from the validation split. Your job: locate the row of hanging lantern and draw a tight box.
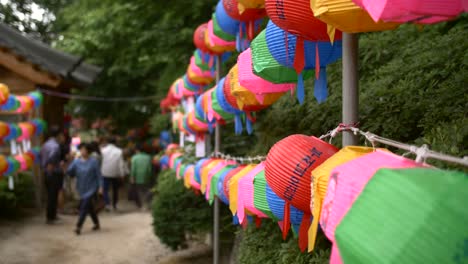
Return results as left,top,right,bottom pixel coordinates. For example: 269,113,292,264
0,84,44,113
160,129,467,262
0,148,41,176
0,119,47,142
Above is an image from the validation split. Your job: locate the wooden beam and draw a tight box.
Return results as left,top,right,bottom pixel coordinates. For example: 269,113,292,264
0,48,61,88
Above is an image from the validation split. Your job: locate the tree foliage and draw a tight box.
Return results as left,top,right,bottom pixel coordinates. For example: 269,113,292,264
55,0,218,130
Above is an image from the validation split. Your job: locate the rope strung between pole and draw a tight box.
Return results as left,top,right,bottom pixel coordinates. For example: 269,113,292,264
320,124,468,167
210,151,266,164
38,88,159,102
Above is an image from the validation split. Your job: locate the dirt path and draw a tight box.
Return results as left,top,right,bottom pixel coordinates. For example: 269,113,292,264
0,201,175,264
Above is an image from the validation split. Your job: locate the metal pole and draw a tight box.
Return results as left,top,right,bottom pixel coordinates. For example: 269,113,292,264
342,33,359,146
213,55,221,264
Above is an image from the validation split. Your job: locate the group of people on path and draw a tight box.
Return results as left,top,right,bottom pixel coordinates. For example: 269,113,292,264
40,125,155,235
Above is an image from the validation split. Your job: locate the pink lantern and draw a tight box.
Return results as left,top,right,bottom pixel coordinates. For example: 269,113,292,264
189,56,214,80
237,162,268,224
353,0,466,24
169,153,182,169
206,20,236,51
320,150,426,264
15,155,27,171
237,48,295,103
205,160,237,201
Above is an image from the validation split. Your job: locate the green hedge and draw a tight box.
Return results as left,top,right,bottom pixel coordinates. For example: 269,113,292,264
0,173,35,218
151,169,213,250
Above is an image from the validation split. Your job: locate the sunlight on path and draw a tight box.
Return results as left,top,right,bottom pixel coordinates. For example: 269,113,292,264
0,202,172,264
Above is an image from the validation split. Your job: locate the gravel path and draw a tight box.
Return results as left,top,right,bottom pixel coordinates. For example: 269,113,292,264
0,202,173,264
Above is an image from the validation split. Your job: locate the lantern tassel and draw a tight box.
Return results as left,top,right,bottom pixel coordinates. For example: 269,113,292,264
314,69,328,103
282,203,291,240
255,216,262,228
234,114,243,135
296,72,305,104
233,214,239,225
308,211,320,252
315,42,320,80
247,20,254,40
246,114,253,135
298,213,311,252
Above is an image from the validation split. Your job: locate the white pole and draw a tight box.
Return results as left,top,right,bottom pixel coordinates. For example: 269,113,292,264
342,33,359,146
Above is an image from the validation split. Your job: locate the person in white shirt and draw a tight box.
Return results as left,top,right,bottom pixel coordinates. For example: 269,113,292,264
100,136,125,211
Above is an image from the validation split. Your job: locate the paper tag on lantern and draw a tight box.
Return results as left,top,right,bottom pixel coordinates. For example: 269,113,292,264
179,132,185,148
10,141,17,155
27,140,31,151
187,96,195,113
186,134,195,143
8,176,14,190
22,141,28,152
195,140,206,158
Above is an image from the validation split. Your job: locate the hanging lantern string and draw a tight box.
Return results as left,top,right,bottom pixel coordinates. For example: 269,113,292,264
321,123,468,167
210,151,266,164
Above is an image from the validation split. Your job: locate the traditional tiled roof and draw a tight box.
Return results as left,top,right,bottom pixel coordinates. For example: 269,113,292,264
0,22,101,87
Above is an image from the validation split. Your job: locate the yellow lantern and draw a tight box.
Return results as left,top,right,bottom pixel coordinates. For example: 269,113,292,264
228,164,256,215
310,0,400,42
308,146,383,251
201,159,223,194
0,155,7,174
229,64,285,110
187,66,214,85
238,0,265,12
0,122,9,138
0,83,10,105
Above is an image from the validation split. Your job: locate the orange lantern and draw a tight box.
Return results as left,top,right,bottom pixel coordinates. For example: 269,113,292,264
0,83,10,105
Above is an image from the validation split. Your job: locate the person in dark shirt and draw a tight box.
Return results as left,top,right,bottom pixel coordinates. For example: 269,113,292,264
40,125,65,224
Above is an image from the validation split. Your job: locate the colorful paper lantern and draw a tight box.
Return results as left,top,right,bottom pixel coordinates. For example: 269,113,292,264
253,169,275,219
228,164,257,216
335,168,468,264
250,30,314,84
201,159,224,194
206,20,237,52
215,0,241,36
0,122,10,139
265,20,342,103
216,77,249,134
353,0,466,24
266,183,305,226
209,166,236,204
238,48,295,103
0,155,8,174
229,64,285,111
217,166,235,204
194,23,215,54
223,166,246,201
237,163,268,224
212,13,237,41
238,0,265,10
320,150,425,264
0,83,10,105
311,0,399,41
265,134,338,251
222,0,266,41
265,0,342,41
206,161,237,202
308,146,376,252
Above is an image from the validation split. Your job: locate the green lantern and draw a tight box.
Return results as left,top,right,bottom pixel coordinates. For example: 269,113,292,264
335,168,468,264
250,30,313,84
253,170,276,219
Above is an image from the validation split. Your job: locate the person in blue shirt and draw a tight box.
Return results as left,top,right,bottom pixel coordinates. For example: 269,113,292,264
67,143,102,235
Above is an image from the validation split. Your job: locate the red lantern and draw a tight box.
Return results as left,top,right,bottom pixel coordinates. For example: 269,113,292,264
223,0,267,21
265,134,338,251
265,0,342,42
194,23,222,55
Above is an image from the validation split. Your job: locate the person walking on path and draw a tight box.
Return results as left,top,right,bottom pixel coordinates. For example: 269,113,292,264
130,145,153,209
40,125,65,224
100,137,125,211
67,143,102,235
